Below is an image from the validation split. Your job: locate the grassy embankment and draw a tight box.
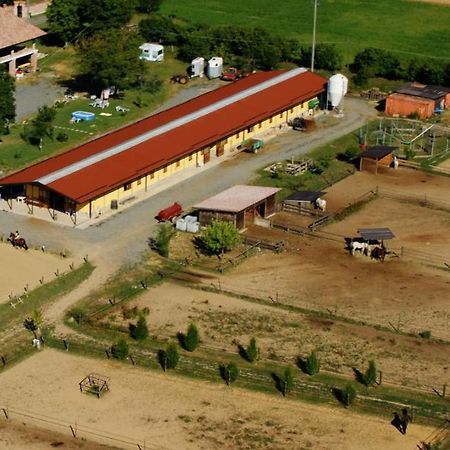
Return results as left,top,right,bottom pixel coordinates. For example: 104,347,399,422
0,262,95,370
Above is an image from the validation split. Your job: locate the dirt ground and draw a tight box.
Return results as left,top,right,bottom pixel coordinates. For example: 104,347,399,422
119,281,450,388
438,157,450,169
0,420,116,450
0,242,72,304
0,349,434,450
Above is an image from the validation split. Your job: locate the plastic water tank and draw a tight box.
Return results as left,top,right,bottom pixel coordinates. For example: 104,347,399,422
328,74,348,107
186,222,199,233
206,57,223,79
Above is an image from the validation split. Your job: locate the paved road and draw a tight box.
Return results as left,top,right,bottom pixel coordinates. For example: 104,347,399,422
15,78,64,121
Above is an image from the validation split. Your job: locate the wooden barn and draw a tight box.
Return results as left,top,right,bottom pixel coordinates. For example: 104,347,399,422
359,146,396,174
194,185,280,230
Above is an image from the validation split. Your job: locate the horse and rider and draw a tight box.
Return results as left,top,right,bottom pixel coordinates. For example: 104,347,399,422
7,230,28,250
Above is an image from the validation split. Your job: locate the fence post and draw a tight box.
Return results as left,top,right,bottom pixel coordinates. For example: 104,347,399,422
2,408,8,419
105,349,110,359
129,355,135,365
443,383,447,398
401,246,404,257
63,339,69,351
1,355,6,367
69,425,77,438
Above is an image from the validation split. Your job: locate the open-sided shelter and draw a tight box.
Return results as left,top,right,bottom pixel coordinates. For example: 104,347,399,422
359,146,396,174
194,185,280,230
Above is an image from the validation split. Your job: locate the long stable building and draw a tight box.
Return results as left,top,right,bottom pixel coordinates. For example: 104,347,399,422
0,68,327,222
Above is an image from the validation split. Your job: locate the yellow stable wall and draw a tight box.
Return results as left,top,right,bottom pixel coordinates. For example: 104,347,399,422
75,97,317,216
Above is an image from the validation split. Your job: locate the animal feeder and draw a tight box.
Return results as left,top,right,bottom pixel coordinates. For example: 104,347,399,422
79,373,110,398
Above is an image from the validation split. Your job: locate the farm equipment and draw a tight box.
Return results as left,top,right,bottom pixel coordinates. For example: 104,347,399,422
156,202,183,222
236,138,264,154
221,67,242,81
170,74,189,84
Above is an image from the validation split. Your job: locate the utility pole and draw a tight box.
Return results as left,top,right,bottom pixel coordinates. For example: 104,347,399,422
311,0,318,72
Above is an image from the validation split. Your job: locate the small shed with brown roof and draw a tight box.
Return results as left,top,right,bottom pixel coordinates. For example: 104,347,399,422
194,185,281,230
359,146,396,174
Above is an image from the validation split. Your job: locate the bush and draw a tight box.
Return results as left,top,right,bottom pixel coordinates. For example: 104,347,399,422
158,342,179,371
342,146,360,162
130,315,148,341
363,360,377,386
154,223,176,257
111,339,129,360
277,367,294,397
305,351,320,376
68,307,86,325
56,132,68,142
339,384,357,406
419,330,431,339
183,323,199,352
199,220,241,258
219,362,239,385
245,337,259,363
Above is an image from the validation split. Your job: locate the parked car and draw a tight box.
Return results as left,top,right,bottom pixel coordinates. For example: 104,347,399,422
221,67,242,82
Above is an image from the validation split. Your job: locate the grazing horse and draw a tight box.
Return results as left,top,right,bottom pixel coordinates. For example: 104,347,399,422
370,246,386,262
350,241,368,256
8,233,28,250
315,198,327,211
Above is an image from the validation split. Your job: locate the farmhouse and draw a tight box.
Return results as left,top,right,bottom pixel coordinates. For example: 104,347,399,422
385,83,450,119
194,185,280,230
0,2,46,76
0,68,327,223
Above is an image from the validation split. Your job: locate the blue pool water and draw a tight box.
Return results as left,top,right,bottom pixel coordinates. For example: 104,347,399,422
72,111,96,121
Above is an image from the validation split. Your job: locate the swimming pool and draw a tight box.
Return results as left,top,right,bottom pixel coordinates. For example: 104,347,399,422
71,111,96,121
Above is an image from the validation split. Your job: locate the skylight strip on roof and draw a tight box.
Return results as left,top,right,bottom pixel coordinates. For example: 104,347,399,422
37,68,307,185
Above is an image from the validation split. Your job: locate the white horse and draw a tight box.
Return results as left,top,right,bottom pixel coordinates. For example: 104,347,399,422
350,241,368,255
316,198,327,211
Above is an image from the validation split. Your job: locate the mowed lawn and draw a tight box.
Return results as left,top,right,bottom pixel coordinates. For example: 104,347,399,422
161,0,450,62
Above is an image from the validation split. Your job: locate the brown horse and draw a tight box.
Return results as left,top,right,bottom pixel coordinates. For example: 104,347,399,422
8,233,28,250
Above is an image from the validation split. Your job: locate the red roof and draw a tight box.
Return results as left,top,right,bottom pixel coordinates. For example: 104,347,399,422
0,70,327,203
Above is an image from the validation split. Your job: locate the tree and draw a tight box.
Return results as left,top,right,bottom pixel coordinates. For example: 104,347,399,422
245,337,259,363
78,0,136,34
47,0,81,44
131,315,148,341
23,317,39,337
112,339,129,359
340,384,357,406
352,47,403,80
183,323,199,352
363,360,377,387
302,44,342,71
153,223,176,257
279,367,294,397
78,29,145,92
159,342,179,371
136,0,163,13
305,351,320,376
199,220,241,258
139,15,179,45
22,105,56,150
220,362,239,385
0,69,15,134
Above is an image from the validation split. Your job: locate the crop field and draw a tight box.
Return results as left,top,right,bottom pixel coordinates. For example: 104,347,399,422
161,0,450,62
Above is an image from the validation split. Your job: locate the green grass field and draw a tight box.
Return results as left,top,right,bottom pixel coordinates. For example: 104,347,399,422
161,0,450,62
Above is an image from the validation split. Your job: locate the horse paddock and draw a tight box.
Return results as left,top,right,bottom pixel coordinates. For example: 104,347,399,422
0,349,433,450
0,242,70,304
